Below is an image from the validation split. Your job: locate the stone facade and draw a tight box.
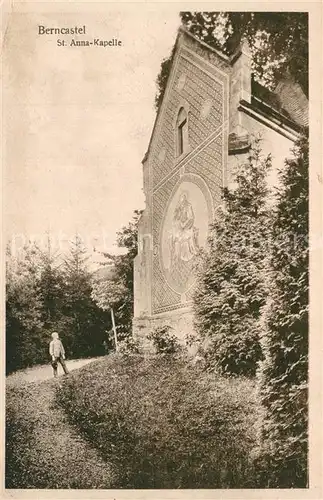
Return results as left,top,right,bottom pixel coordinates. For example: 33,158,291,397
133,28,306,344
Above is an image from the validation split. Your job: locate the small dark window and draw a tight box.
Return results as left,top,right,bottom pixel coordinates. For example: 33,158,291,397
176,108,188,157
178,118,187,155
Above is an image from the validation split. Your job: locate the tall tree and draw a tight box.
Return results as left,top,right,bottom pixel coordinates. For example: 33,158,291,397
180,12,308,93
194,138,272,376
155,12,308,109
91,210,142,337
5,235,111,372
6,243,45,373
38,234,65,328
257,137,308,487
62,235,107,357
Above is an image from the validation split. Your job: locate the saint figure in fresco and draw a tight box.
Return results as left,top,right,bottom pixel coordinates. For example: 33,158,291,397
169,192,199,269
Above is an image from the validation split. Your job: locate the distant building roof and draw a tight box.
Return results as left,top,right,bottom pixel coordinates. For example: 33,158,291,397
92,263,116,281
252,79,308,129
274,79,309,128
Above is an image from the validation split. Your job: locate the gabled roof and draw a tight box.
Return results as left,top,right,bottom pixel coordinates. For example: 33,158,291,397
142,27,231,163
142,27,308,163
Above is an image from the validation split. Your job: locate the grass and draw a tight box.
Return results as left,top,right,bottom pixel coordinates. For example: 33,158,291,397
55,353,261,488
6,375,114,488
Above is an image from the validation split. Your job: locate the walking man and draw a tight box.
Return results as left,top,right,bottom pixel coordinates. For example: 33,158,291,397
49,332,69,378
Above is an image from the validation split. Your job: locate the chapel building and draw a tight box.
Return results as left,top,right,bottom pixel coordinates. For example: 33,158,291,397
133,27,308,344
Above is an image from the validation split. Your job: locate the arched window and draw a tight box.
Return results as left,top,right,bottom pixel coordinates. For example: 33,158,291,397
176,107,188,157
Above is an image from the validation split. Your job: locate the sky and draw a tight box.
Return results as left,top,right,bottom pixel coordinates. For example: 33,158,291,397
3,3,180,256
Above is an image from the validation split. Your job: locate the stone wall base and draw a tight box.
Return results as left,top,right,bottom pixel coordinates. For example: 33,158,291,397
133,308,198,354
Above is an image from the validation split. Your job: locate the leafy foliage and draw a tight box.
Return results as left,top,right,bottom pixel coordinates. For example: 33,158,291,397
6,244,46,373
257,136,309,487
61,235,108,358
91,269,128,312
147,325,183,356
154,46,176,110
56,355,259,488
6,236,109,374
91,210,142,337
117,337,140,357
6,209,142,374
38,236,65,328
181,12,308,93
193,138,272,376
155,12,308,109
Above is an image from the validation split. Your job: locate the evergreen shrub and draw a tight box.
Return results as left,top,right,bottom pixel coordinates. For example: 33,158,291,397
256,136,309,487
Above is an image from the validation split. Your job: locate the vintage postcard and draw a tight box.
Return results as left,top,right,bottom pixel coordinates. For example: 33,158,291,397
1,1,322,499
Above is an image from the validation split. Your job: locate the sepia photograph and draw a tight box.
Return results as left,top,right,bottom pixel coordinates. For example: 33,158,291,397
2,2,321,496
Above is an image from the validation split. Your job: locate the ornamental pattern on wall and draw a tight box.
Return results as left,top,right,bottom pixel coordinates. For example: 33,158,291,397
151,48,224,188
149,42,229,315
160,177,212,295
152,141,222,315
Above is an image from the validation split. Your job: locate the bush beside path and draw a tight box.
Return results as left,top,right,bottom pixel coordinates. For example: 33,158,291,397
6,356,115,489
6,353,261,489
56,354,260,488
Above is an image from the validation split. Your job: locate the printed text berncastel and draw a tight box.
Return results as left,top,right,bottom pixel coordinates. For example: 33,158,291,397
38,26,122,47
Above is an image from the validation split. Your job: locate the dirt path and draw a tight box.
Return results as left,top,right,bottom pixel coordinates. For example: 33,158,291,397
6,357,101,387
6,357,115,489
